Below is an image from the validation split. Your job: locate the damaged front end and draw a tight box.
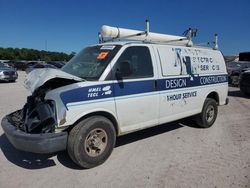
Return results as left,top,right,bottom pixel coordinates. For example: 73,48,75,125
7,97,57,134
1,68,83,153
2,92,67,153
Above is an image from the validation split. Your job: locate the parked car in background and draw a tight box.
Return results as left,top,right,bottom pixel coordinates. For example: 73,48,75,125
240,70,250,96
12,61,29,70
46,61,66,68
3,60,15,68
26,61,39,67
239,52,250,61
25,62,57,74
0,62,18,82
227,61,250,85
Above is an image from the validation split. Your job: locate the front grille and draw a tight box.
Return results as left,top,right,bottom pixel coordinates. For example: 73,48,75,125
3,71,15,76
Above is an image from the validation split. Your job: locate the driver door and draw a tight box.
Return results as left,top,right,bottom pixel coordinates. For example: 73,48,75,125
110,45,159,133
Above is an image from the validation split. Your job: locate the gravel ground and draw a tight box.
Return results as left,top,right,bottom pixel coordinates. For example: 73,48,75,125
0,71,249,188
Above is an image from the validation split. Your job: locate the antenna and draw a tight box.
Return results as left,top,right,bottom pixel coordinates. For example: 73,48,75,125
213,34,218,50
183,28,197,47
187,28,193,47
98,32,103,43
145,19,149,36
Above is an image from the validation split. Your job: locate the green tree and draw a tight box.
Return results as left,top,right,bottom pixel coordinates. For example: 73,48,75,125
0,47,74,61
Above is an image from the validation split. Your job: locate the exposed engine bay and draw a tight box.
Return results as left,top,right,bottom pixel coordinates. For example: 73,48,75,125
7,77,80,133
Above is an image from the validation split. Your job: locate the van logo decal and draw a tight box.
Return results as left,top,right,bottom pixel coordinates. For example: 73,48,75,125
87,85,112,98
102,86,112,95
173,48,194,80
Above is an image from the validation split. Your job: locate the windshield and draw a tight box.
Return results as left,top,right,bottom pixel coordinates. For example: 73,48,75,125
62,45,121,80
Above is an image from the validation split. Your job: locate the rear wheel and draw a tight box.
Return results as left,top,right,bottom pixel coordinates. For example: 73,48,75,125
67,116,116,168
196,98,218,128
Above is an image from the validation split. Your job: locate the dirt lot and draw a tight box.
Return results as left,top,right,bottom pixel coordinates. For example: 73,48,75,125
0,71,250,188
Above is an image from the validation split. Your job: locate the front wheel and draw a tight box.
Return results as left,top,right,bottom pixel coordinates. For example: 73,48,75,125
67,116,116,168
196,98,218,128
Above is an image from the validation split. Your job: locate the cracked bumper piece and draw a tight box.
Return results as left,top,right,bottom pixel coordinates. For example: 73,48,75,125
1,116,68,154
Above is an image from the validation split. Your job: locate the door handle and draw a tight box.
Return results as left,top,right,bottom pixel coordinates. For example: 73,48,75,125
154,80,158,91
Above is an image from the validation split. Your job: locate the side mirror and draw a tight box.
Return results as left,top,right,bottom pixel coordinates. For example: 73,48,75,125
115,69,123,81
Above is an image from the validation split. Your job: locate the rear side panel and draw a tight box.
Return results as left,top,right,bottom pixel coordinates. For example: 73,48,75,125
154,45,228,124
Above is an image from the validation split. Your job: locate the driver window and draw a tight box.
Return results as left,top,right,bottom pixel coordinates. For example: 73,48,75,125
111,46,153,79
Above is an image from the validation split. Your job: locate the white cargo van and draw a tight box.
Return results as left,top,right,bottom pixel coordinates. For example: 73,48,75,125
1,23,228,168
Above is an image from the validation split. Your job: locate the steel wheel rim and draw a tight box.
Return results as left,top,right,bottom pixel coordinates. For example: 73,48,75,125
206,105,215,123
84,128,108,157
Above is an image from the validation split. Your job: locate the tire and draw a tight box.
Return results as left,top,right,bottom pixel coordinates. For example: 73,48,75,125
240,84,249,96
240,81,250,97
240,89,250,97
196,98,218,128
67,116,116,168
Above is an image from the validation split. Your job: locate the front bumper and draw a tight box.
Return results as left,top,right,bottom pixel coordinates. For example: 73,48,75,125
1,116,68,154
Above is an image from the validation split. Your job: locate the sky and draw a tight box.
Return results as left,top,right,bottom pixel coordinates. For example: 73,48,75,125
0,0,249,55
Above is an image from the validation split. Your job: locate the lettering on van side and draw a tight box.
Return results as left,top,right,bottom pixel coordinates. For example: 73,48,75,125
192,57,213,64
60,74,227,108
166,91,197,101
166,78,187,89
200,75,227,85
199,64,220,71
87,85,112,98
212,65,220,71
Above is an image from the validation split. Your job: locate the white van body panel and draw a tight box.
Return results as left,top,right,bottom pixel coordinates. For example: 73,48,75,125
39,42,228,136
152,45,228,124
111,44,160,134
45,81,117,129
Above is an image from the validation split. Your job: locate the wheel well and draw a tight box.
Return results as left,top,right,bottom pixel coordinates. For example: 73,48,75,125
207,92,219,103
67,111,119,135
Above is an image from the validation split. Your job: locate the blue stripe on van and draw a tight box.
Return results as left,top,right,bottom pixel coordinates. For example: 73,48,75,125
158,74,228,91
60,74,228,107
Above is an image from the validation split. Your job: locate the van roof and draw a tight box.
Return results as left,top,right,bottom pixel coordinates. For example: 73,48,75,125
97,41,214,50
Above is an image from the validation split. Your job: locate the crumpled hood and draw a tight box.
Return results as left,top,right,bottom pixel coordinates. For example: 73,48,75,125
24,68,83,93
